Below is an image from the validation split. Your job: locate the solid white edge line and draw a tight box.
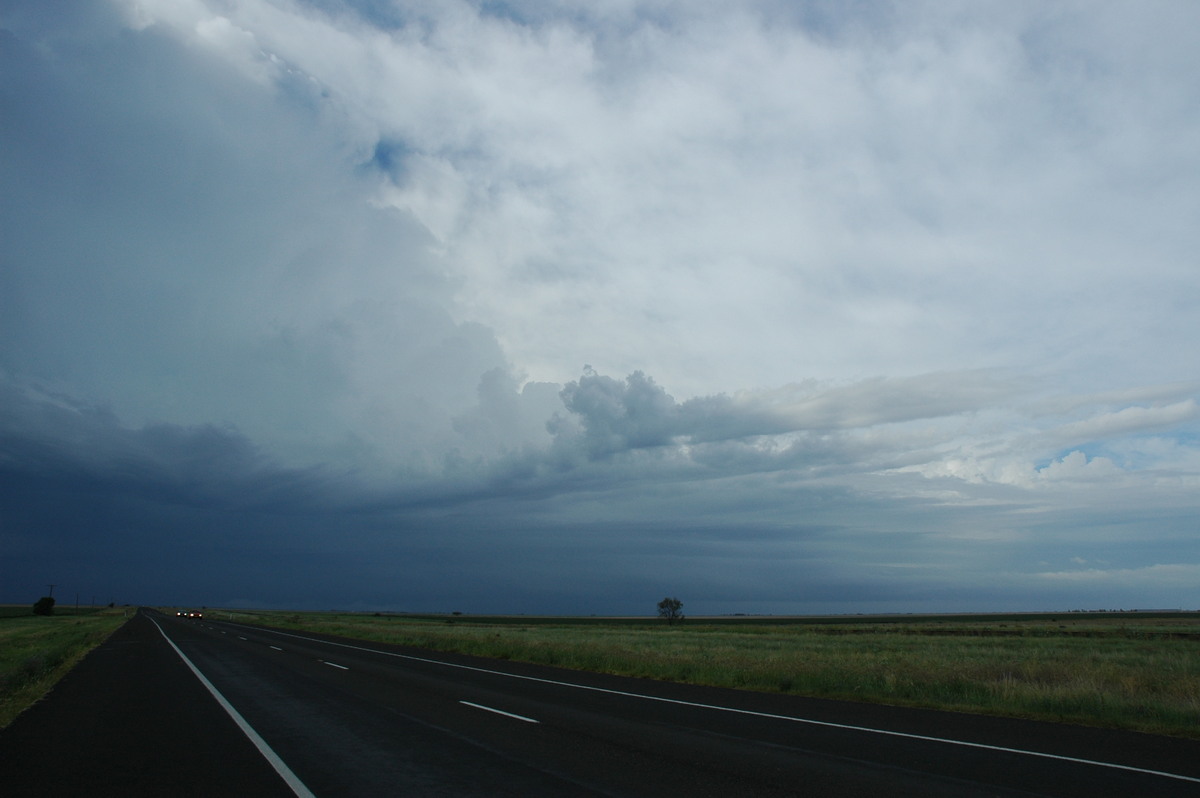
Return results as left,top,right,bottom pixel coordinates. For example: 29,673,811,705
460,700,539,724
223,621,1200,786
150,618,316,798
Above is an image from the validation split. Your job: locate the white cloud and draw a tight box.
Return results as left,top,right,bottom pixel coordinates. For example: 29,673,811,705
1049,401,1199,447
1035,451,1120,483
108,0,1200,396
1035,563,1200,589
3,1,1200,612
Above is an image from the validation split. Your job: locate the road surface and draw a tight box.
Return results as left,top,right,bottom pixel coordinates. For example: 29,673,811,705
2,609,1198,796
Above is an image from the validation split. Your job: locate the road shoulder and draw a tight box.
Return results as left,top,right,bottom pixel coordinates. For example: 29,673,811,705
0,611,295,797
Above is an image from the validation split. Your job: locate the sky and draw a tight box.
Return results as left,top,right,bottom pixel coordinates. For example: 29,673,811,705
2,0,1198,615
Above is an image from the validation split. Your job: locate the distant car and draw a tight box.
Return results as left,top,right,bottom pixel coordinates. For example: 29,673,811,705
176,610,203,618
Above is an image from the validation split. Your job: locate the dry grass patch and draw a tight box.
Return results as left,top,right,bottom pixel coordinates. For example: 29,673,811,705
231,611,1200,738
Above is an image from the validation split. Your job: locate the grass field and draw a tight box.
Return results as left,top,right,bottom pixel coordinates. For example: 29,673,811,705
0,604,118,619
0,606,132,728
220,609,1200,739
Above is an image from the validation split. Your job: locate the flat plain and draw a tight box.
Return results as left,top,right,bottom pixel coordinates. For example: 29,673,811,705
216,609,1200,739
6,605,1196,739
0,606,130,727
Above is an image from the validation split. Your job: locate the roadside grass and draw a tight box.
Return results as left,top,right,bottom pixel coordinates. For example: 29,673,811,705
0,604,112,619
226,610,1200,739
0,608,132,728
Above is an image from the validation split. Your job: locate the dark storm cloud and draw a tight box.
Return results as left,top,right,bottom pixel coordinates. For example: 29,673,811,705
3,1,1199,614
0,378,322,512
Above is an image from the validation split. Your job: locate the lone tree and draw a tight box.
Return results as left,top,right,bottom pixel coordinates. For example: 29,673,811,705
657,596,684,625
33,596,55,616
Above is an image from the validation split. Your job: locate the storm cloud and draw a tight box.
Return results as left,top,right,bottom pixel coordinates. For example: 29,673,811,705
2,0,1198,614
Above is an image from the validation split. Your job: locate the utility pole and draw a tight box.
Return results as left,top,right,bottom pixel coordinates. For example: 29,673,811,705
47,584,56,598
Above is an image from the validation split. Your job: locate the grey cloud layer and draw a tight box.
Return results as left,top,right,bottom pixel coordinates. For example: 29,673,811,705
208,0,1200,395
1,1,513,473
2,1,1198,612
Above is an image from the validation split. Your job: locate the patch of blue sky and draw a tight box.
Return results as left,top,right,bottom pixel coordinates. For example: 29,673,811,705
365,138,414,180
298,0,412,30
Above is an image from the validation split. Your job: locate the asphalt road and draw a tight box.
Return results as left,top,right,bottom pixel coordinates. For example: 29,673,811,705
3,610,1199,796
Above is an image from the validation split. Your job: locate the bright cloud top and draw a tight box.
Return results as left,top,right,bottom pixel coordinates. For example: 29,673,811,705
114,0,1200,391
1,0,1198,613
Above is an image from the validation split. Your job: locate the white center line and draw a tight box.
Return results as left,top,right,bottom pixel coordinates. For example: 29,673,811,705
320,660,349,670
269,645,283,651
225,621,1200,786
460,700,539,724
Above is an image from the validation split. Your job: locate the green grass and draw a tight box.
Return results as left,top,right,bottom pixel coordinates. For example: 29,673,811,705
222,610,1200,739
0,607,132,728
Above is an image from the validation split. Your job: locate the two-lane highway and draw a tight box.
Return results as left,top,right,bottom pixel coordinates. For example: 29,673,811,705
4,609,1200,796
